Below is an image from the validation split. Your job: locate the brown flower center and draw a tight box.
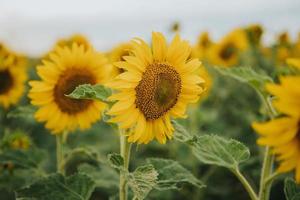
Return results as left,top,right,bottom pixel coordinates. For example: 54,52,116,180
0,69,13,95
135,63,181,121
199,35,210,48
219,43,236,60
53,68,96,114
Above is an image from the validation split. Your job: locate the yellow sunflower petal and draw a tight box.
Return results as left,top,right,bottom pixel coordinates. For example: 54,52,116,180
152,32,167,61
252,117,298,136
257,126,298,146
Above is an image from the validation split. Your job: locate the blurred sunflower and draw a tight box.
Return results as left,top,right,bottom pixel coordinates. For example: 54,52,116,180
191,32,212,61
274,32,293,65
56,34,91,51
0,44,21,67
107,32,204,144
29,44,109,134
292,33,300,58
287,58,300,70
252,59,300,182
1,131,31,150
0,43,8,58
245,24,263,46
170,22,180,33
108,43,133,77
277,32,291,46
198,66,212,98
0,46,27,109
276,47,291,65
189,43,213,99
209,29,248,67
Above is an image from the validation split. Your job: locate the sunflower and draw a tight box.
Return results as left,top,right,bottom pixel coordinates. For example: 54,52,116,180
276,46,291,65
56,34,91,51
107,32,204,144
292,33,300,58
277,32,291,46
0,43,8,58
108,43,133,77
274,32,294,65
189,48,213,99
29,44,109,134
0,43,18,67
1,131,31,150
245,24,263,46
0,48,27,109
170,22,180,33
198,65,212,98
191,32,212,61
252,59,300,181
287,58,300,70
209,29,248,67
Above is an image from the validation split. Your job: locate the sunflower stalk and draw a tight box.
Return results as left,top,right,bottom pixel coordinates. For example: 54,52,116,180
259,147,274,200
231,168,258,200
56,133,66,175
258,94,277,200
119,132,132,200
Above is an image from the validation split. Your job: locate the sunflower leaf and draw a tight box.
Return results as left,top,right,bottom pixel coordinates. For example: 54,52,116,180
127,164,158,200
78,164,119,190
16,173,95,200
107,153,124,170
191,135,250,170
284,178,300,200
147,158,205,190
106,153,158,200
172,120,196,144
173,123,250,169
7,105,36,119
0,149,46,170
214,66,273,95
66,84,112,103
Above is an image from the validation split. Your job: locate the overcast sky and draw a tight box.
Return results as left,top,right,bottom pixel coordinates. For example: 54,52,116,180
0,0,299,56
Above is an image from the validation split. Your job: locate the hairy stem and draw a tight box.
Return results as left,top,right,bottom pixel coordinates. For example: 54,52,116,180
119,133,132,200
259,147,274,200
232,168,258,200
258,94,277,200
56,134,64,174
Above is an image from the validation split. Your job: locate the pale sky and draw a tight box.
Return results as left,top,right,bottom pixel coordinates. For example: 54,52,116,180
0,0,299,56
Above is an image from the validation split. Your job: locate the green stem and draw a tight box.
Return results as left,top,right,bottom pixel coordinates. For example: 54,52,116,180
264,172,280,188
232,168,258,200
258,94,277,200
258,147,274,200
56,134,64,174
119,132,132,200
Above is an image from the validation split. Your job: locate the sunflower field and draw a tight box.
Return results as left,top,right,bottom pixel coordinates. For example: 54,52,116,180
0,21,300,200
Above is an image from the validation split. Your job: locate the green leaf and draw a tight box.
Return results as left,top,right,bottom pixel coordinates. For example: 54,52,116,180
66,84,112,103
78,164,119,190
107,153,124,170
7,106,36,119
214,66,273,94
284,178,300,200
63,147,99,176
127,164,158,200
173,124,250,170
147,158,205,190
16,173,95,200
172,120,195,143
191,135,250,170
0,149,46,170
